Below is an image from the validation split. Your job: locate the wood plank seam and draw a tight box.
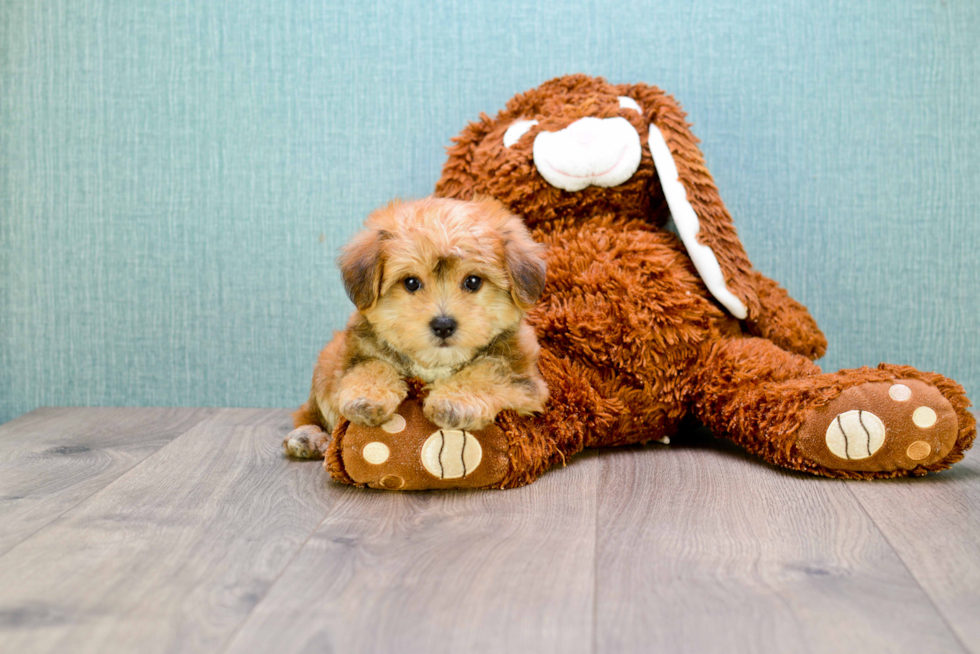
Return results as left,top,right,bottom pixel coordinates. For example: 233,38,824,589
0,408,343,654
592,448,601,654
213,486,356,654
218,449,601,654
0,408,219,559
845,484,973,654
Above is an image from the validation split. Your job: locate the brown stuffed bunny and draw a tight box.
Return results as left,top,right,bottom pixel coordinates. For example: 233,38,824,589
287,74,974,490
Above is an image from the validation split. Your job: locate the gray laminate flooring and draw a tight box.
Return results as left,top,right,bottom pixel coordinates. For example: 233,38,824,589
0,407,977,654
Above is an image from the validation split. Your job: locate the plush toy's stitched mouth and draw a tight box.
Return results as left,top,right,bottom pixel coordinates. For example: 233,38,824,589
543,145,628,179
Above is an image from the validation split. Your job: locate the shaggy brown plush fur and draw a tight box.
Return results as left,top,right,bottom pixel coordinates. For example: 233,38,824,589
303,74,974,489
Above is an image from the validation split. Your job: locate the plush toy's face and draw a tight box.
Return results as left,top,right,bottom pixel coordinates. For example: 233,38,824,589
437,75,672,228
436,74,757,320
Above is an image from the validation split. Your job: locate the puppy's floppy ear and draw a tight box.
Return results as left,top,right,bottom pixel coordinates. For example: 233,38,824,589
476,196,547,309
338,228,387,311
505,236,547,308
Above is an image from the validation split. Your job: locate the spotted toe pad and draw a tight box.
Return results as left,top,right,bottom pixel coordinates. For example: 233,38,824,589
798,380,959,472
339,399,510,490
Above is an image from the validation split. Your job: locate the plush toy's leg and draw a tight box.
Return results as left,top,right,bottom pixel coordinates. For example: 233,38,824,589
325,350,626,490
492,349,636,488
689,337,975,478
742,270,827,361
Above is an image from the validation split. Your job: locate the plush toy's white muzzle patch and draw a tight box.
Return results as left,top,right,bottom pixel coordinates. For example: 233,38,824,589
532,117,642,192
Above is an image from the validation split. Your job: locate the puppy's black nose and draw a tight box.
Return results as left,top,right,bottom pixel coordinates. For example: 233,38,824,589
429,315,457,339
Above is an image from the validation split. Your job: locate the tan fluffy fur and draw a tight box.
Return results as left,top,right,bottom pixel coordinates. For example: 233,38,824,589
293,197,549,438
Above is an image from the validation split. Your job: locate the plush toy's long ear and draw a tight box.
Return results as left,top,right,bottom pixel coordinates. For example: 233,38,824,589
616,83,759,321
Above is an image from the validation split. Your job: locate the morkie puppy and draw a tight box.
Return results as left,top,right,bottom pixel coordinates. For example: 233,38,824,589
286,196,549,457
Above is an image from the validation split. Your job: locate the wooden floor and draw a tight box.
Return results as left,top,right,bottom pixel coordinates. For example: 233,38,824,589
0,408,978,654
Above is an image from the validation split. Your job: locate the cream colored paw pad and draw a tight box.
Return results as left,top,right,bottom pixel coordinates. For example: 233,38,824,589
381,414,406,433
799,379,959,472
421,429,483,479
825,410,886,460
888,384,912,401
379,474,404,490
362,441,390,464
907,441,932,461
912,406,937,428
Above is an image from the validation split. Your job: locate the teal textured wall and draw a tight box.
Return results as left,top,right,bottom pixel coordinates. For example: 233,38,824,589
2,0,978,424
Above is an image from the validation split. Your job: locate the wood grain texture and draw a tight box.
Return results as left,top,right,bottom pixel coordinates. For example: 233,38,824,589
0,409,978,653
222,451,600,654
593,434,968,654
0,407,214,556
848,445,980,651
0,409,341,654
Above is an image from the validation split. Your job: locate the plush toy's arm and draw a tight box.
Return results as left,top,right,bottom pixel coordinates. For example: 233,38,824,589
743,270,827,360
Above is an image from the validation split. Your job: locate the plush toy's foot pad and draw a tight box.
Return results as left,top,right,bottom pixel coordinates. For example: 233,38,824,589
284,425,330,459
798,380,958,472
341,399,510,490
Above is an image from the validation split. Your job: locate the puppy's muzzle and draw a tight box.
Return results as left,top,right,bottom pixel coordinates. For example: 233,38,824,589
429,315,457,340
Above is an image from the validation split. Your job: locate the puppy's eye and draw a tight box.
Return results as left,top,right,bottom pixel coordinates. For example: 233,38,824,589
463,275,482,292
404,277,422,292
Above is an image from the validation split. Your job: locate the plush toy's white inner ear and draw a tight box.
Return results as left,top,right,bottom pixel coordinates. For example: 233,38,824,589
504,119,538,148
647,124,748,319
618,96,642,113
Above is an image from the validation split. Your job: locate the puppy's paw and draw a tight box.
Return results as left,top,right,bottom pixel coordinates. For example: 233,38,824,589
424,394,496,431
283,425,329,459
338,387,404,427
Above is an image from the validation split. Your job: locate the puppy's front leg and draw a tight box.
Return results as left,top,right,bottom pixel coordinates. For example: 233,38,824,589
424,359,547,431
335,359,408,427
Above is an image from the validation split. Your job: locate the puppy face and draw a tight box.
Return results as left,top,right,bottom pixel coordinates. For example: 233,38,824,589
339,197,546,370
